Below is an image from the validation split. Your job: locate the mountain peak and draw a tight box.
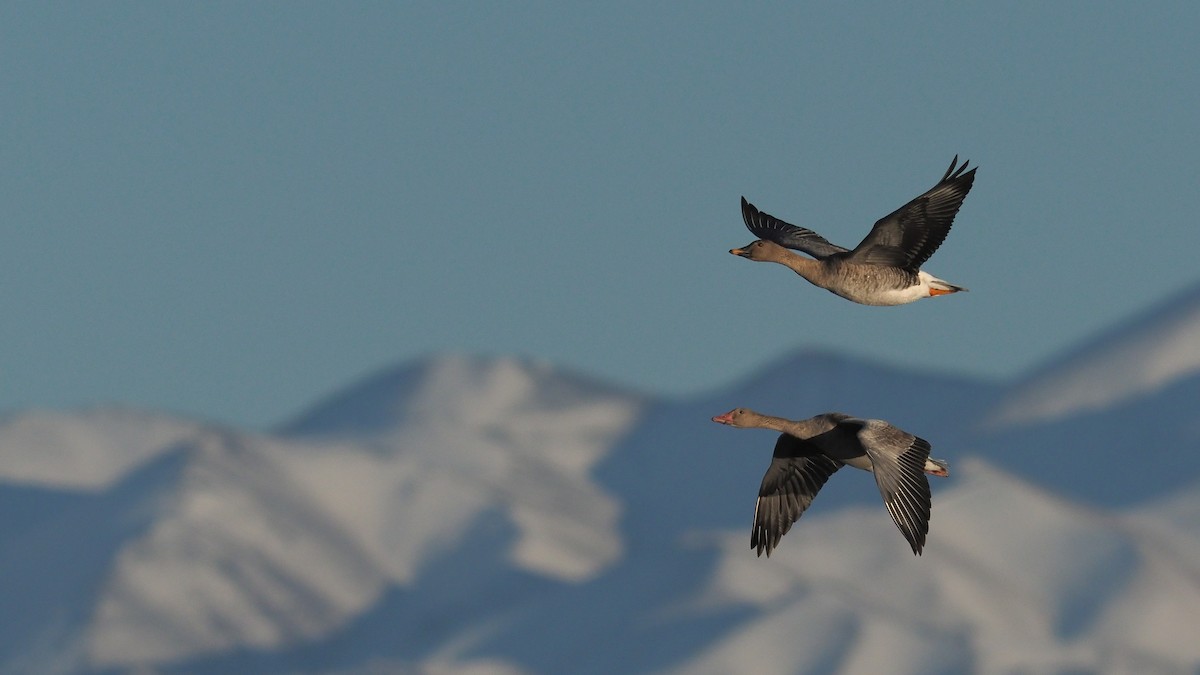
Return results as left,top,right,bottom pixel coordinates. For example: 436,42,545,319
279,353,646,439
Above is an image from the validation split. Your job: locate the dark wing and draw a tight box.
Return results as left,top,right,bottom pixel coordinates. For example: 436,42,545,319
741,196,849,259
845,156,977,271
852,419,934,555
751,433,843,557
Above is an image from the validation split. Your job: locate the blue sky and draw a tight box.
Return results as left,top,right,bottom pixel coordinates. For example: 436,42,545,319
2,3,1197,428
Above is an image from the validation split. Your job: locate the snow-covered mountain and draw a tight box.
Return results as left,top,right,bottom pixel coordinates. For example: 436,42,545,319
988,282,1200,427
969,283,1200,505
3,284,1200,674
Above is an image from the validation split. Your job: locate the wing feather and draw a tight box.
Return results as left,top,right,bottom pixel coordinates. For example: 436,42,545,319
854,421,935,555
741,197,849,259
845,156,977,271
750,434,842,557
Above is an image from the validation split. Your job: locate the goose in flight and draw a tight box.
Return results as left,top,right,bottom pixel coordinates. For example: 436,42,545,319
711,408,949,556
732,156,977,306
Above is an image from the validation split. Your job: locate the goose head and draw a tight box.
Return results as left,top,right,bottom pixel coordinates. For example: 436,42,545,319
711,407,762,428
729,239,789,262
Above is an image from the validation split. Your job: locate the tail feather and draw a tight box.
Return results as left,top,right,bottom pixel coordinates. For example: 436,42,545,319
929,278,967,293
924,457,949,477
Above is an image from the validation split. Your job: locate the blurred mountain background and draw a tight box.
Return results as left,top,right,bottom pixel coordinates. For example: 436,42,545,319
3,281,1199,674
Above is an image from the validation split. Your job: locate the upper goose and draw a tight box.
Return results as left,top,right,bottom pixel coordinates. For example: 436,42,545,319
732,156,977,306
711,407,949,556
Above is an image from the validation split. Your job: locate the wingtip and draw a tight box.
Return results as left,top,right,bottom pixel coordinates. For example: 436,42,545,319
940,154,980,183
908,534,926,556
740,197,760,234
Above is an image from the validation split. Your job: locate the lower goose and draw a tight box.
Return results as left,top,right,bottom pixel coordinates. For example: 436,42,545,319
711,408,949,556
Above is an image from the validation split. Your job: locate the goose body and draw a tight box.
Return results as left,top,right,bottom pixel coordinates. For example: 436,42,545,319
711,407,949,556
733,156,977,306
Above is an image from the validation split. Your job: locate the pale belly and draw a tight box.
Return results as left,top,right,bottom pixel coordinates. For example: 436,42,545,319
831,284,928,306
825,268,939,306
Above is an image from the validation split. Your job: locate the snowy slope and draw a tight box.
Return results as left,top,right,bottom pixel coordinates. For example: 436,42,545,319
0,407,201,488
86,430,386,669
988,281,1200,427
0,452,180,673
278,354,648,583
943,282,1200,504
969,371,1200,505
0,428,387,673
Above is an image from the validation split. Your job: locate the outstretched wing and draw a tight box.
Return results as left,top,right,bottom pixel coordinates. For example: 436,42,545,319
852,419,935,555
741,197,849,259
751,433,843,557
845,156,977,271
